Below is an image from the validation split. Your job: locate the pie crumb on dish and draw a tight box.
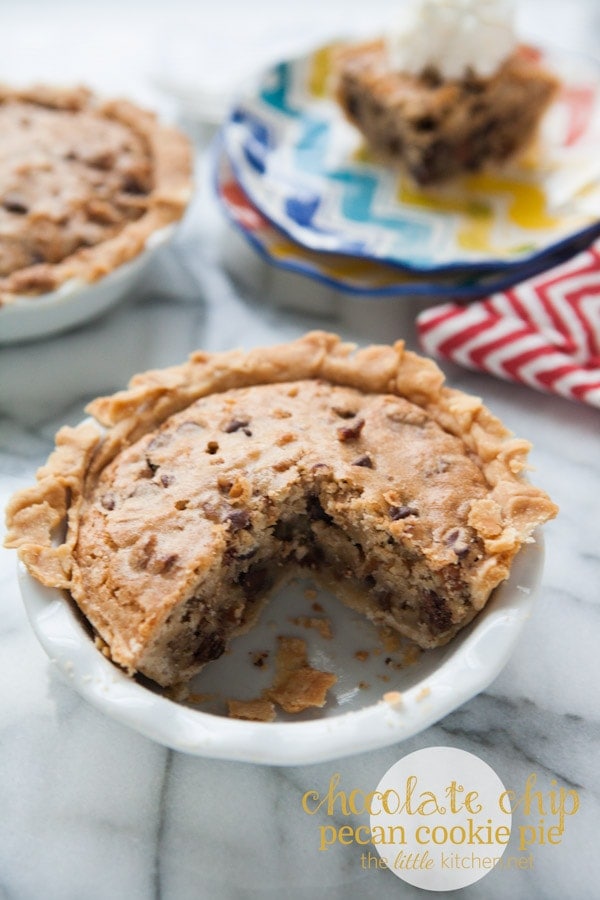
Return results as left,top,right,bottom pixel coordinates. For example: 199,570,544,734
265,636,337,714
227,697,277,723
227,635,337,720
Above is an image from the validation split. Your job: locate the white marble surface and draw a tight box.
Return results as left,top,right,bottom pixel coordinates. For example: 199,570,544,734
1,1,599,898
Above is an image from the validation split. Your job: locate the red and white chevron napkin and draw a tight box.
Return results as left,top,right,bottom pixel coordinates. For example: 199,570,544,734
417,242,600,408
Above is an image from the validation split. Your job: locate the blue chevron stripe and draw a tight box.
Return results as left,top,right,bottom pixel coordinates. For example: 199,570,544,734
245,61,439,253
260,62,300,117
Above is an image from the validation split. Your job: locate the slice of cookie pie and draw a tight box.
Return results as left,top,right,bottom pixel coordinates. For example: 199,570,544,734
336,41,559,185
5,333,557,687
336,0,559,184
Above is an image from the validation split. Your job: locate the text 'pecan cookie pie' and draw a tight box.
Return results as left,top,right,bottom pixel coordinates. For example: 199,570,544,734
5,333,557,687
0,85,192,306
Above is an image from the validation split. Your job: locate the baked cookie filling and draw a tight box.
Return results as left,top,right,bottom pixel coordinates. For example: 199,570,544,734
0,85,192,305
5,333,557,687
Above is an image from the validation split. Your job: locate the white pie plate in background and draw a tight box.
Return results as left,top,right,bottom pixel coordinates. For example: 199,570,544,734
0,224,176,345
18,532,544,766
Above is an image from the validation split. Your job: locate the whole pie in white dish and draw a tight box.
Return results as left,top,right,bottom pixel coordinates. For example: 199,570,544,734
5,332,557,689
0,84,192,307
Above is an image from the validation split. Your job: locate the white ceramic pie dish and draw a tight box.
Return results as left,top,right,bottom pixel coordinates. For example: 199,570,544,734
0,224,176,345
18,532,544,766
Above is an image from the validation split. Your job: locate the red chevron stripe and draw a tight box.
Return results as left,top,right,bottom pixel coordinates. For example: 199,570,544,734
468,325,532,368
507,248,600,334
566,287,600,359
560,85,597,147
572,379,600,401
536,362,587,389
437,315,496,356
417,305,463,334
537,284,574,339
221,178,268,231
534,276,599,359
501,344,560,381
419,318,600,404
501,287,542,328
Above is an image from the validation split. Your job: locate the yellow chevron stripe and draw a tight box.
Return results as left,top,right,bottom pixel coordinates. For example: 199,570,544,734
268,238,415,286
463,173,560,230
396,170,562,253
307,44,340,99
398,179,496,252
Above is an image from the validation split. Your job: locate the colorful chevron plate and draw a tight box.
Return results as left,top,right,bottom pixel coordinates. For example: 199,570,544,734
214,147,594,300
222,42,600,274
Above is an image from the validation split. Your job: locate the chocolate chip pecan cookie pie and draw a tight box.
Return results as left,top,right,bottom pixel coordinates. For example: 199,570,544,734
0,85,192,305
5,333,557,687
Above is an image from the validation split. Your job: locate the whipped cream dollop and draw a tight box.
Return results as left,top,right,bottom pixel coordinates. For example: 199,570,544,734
386,0,518,81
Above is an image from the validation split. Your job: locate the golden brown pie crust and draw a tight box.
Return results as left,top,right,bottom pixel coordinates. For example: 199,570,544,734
0,84,192,306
